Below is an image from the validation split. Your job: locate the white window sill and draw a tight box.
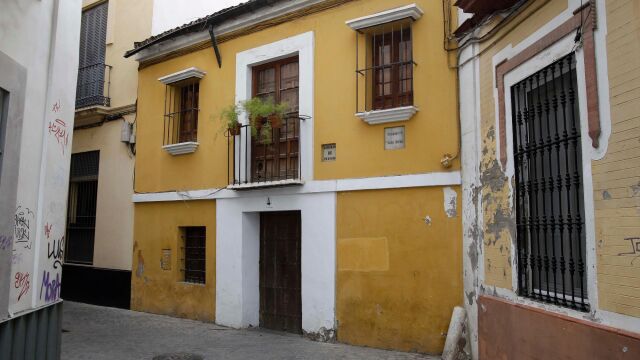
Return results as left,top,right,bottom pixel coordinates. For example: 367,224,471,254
227,179,304,190
356,106,418,125
162,142,199,156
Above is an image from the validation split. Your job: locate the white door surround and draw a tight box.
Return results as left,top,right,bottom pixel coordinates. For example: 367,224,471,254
215,192,336,336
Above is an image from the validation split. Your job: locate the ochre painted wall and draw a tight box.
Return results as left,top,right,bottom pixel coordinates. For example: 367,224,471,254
131,200,216,321
134,0,459,193
595,0,640,318
336,187,462,354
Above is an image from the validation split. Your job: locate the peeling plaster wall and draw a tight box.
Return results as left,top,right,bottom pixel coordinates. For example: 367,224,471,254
459,0,640,358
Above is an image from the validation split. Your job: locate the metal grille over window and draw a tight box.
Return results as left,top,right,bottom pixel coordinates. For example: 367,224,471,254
181,227,206,284
66,151,100,265
354,20,415,113
512,53,588,311
164,81,199,145
76,2,110,108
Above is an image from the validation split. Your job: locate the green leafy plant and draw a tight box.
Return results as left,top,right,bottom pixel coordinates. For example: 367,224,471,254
220,97,289,139
241,97,288,137
220,104,241,135
259,121,273,145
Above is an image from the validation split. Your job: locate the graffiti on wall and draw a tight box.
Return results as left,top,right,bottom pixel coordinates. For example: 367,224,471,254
14,206,34,249
14,272,30,301
618,237,640,265
47,236,64,269
48,118,69,154
0,234,12,250
40,270,61,303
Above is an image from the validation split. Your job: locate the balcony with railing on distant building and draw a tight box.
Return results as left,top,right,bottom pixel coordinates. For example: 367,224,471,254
75,63,111,109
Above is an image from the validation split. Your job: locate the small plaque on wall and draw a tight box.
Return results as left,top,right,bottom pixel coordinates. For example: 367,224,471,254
161,249,171,270
322,143,336,161
384,126,405,150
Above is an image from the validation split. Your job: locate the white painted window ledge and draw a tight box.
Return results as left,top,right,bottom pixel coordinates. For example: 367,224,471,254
227,178,305,190
346,3,424,31
162,142,199,155
356,106,418,125
158,67,206,85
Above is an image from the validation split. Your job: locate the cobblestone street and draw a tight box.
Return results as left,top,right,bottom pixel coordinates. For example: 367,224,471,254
61,302,438,360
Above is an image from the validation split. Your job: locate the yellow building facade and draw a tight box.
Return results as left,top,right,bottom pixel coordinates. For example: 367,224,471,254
128,0,461,354
457,0,640,358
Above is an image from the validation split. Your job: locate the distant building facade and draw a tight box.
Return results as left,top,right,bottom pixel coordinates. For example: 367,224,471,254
61,0,153,309
0,0,81,357
456,0,640,358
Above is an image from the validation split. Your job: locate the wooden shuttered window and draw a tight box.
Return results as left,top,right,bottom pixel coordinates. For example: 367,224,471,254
76,2,109,108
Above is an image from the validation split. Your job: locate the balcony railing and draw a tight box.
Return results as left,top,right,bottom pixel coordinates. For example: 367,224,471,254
75,63,111,109
227,115,307,188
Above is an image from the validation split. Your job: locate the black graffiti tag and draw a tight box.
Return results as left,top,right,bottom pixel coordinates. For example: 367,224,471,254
618,237,640,265
14,206,34,249
47,236,64,269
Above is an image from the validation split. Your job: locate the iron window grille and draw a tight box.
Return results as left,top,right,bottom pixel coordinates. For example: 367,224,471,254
76,2,110,109
354,20,415,113
163,81,200,145
512,53,588,311
66,151,100,265
180,226,206,284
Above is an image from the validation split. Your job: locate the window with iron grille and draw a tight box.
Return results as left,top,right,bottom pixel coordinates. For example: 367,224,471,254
76,2,110,108
511,53,588,311
180,226,206,284
355,20,415,113
163,81,200,145
66,151,100,265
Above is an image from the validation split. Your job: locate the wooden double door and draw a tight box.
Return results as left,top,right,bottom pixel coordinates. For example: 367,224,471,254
259,211,302,334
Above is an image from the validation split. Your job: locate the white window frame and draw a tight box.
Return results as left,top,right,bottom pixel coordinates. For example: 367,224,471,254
501,34,597,315
234,31,314,184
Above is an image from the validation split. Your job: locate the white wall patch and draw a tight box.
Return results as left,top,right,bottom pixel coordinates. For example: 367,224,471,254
444,187,458,218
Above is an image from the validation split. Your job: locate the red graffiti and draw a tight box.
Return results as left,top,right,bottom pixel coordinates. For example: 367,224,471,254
14,272,30,301
48,119,69,153
44,223,52,239
52,101,61,113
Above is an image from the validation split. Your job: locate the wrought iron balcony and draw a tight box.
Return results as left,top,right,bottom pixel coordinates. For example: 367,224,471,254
227,115,307,189
75,63,112,109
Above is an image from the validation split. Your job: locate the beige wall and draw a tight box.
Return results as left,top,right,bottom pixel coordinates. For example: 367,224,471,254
71,118,135,270
595,0,640,318
72,0,153,270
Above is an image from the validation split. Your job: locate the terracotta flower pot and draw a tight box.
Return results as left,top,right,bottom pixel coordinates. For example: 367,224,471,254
268,114,282,129
228,123,242,136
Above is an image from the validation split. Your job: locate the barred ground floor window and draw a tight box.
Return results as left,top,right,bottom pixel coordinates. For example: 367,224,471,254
511,52,589,311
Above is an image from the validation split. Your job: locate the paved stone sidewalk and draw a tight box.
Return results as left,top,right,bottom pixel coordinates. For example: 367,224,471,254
62,302,438,360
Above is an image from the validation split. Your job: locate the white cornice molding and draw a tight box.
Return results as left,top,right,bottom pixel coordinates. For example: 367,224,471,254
132,171,462,202
158,67,206,85
345,3,424,31
162,142,199,155
356,106,418,125
136,0,325,63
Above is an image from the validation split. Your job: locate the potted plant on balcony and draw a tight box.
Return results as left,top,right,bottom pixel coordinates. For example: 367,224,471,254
220,104,242,136
241,97,288,135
